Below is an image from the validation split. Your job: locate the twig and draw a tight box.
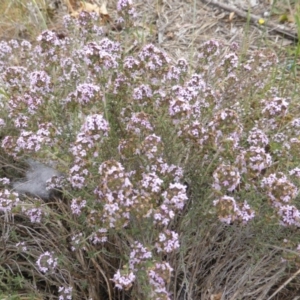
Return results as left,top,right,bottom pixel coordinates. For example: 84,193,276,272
63,0,75,13
91,257,113,300
266,267,300,300
202,0,298,42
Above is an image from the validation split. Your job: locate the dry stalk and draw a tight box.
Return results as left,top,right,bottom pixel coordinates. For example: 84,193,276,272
91,256,113,300
267,268,300,300
202,0,298,42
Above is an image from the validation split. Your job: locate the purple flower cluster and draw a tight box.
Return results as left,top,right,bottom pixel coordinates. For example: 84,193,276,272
70,198,87,215
147,262,173,300
8,92,43,117
22,205,43,223
261,97,289,119
3,66,28,92
212,164,241,193
65,83,101,106
78,39,120,73
0,189,20,213
16,241,27,252
70,232,86,251
116,0,137,24
58,286,73,300
138,44,171,76
112,270,136,290
235,146,272,177
36,251,58,274
29,70,52,94
114,241,173,298
93,160,134,230
261,172,300,226
69,114,109,188
128,241,152,271
166,58,188,82
155,229,179,253
213,196,255,224
247,127,269,147
277,205,300,227
261,172,298,205
46,175,66,191
153,183,187,226
89,227,108,244
2,122,60,158
209,109,242,147
141,172,163,194
132,84,153,106
125,111,154,137
290,167,300,178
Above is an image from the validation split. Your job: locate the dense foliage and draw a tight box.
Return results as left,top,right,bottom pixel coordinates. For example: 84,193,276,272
1,1,300,299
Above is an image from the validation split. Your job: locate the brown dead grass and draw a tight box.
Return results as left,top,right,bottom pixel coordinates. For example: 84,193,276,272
0,0,296,61
0,0,54,40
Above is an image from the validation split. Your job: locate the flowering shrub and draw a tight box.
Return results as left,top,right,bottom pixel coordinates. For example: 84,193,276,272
1,1,300,299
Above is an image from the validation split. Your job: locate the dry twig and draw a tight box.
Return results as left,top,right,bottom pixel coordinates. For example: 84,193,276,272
202,0,298,42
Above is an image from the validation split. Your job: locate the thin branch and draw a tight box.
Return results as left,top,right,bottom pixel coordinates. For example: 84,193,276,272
202,0,298,42
267,268,300,300
91,256,113,300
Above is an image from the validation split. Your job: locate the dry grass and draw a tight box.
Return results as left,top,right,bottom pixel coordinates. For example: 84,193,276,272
0,0,49,40
171,220,291,299
0,0,297,59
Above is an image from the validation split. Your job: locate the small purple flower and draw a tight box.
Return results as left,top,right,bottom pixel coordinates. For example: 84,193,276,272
277,204,300,226
212,164,241,192
261,97,289,118
0,178,10,185
36,251,58,273
132,84,153,106
155,230,180,253
89,228,108,244
261,172,298,204
70,198,87,215
247,127,269,147
58,286,73,300
65,83,101,105
81,114,110,136
128,241,152,271
22,206,43,223
290,168,300,178
16,242,27,252
29,70,52,94
147,262,173,299
0,189,20,213
112,270,136,290
117,0,133,11
141,172,163,194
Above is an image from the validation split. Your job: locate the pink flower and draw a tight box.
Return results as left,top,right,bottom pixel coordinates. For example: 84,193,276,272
112,270,136,290
155,230,180,253
36,251,58,273
71,198,87,215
